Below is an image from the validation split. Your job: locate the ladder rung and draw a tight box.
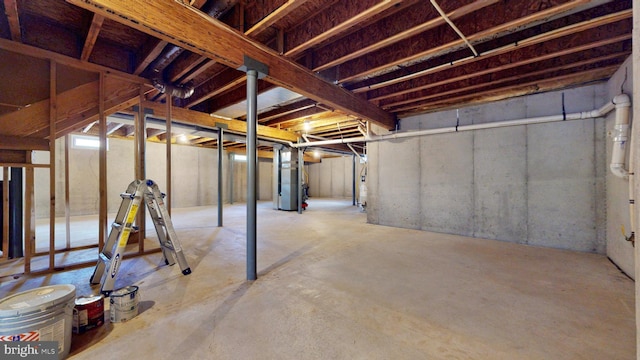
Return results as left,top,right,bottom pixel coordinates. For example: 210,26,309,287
120,192,135,199
111,222,122,229
99,253,111,262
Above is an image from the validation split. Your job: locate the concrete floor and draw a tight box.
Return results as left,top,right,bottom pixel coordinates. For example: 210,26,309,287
0,199,635,359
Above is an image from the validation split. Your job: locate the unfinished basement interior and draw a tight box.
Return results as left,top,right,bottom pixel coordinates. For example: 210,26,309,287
0,0,638,358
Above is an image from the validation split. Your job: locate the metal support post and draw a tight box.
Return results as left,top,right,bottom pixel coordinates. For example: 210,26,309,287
238,55,268,281
217,128,224,227
297,147,303,214
273,147,280,210
353,155,357,206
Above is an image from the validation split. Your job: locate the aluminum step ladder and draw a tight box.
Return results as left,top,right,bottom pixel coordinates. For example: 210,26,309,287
90,179,191,295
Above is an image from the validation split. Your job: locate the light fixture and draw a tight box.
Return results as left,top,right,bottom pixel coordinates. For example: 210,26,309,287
177,134,189,144
303,120,311,132
313,150,321,158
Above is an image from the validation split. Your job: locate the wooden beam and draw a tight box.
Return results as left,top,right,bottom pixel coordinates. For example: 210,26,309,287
311,0,499,72
4,0,21,42
167,53,208,83
398,66,618,116
66,0,396,129
98,72,107,252
64,135,70,250
81,14,105,61
2,167,8,260
0,76,148,139
348,7,633,92
134,40,168,75
207,80,275,113
135,88,146,251
245,0,308,37
24,151,34,272
231,148,320,163
185,68,246,108
49,60,56,271
257,98,317,123
369,31,632,102
0,136,48,151
335,0,595,83
385,54,628,111
0,37,150,85
142,100,299,142
261,106,322,126
284,0,404,57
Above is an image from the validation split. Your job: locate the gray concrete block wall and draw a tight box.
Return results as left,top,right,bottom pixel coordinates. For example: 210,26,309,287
258,159,273,201
526,120,601,252
379,137,421,229
369,83,610,254
307,156,363,200
473,127,527,242
420,133,473,235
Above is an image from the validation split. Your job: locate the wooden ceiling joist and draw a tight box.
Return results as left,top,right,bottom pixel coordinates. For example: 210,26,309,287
67,0,396,130
283,0,405,57
385,53,628,112
335,0,595,84
0,135,48,151
134,39,168,75
256,98,317,123
4,0,21,42
244,0,308,38
311,0,499,72
347,6,632,94
185,67,246,108
80,14,104,61
397,66,619,117
0,37,150,85
368,25,632,102
141,101,299,143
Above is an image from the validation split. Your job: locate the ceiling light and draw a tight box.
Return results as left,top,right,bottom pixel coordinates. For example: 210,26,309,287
177,134,189,144
313,150,321,158
303,120,311,132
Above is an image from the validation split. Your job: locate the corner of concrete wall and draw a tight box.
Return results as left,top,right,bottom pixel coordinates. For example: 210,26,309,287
605,55,635,278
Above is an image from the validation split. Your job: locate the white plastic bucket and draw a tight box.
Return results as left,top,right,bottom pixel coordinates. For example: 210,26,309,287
109,286,139,323
0,284,76,359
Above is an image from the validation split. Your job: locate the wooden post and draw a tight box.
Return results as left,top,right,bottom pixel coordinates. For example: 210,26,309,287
24,152,34,273
99,72,107,251
64,135,71,250
2,167,8,260
166,94,172,215
136,86,146,252
49,60,56,271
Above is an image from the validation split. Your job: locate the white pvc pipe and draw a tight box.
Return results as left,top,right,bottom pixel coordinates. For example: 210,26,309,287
628,128,636,243
610,93,632,179
292,97,620,148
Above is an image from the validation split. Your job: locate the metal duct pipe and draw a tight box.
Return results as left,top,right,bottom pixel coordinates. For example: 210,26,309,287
152,78,195,99
610,93,632,179
147,0,238,74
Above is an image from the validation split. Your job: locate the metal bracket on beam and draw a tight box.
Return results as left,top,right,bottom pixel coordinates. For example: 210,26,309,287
215,122,229,130
237,55,269,79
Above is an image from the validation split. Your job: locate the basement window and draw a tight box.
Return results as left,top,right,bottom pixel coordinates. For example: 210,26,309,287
72,135,108,150
234,154,247,162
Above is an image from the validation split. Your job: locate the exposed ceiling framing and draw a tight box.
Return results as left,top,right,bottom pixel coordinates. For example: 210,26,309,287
0,0,632,156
